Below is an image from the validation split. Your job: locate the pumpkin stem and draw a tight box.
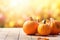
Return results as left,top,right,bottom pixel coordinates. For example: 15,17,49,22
44,20,46,24
29,17,33,21
42,19,46,24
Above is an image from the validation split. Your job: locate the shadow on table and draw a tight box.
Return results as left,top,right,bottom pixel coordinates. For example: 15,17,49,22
28,33,60,37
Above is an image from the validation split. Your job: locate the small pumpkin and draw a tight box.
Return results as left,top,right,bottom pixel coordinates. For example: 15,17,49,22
38,20,51,36
50,18,60,34
25,17,33,21
14,23,21,28
23,20,38,35
55,20,60,33
14,20,25,28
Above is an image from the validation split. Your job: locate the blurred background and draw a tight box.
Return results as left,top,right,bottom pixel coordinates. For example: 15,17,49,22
0,0,60,28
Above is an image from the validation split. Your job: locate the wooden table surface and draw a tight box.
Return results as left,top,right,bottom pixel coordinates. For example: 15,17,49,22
0,28,60,40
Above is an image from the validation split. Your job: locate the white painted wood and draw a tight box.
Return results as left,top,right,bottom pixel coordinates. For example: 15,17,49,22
0,39,5,40
20,28,32,40
0,28,9,40
5,28,20,40
0,28,59,40
20,28,60,40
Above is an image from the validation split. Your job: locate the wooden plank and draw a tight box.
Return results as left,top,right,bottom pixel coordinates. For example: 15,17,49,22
0,28,59,40
31,35,60,40
30,32,60,40
20,28,60,40
0,28,9,40
20,28,32,40
5,28,20,40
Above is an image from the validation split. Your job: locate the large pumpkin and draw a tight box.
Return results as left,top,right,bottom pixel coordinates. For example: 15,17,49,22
38,20,51,35
23,20,38,35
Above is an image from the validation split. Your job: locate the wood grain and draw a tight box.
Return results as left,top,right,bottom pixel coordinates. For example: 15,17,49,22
20,28,60,40
0,28,60,40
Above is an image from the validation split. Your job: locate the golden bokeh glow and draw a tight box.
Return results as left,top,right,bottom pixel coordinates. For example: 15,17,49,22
0,0,60,21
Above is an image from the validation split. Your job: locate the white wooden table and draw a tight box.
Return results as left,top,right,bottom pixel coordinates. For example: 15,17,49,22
0,28,60,40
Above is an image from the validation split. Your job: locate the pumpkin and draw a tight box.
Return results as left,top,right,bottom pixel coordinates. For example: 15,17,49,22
25,17,33,21
50,18,60,34
38,38,49,40
23,20,38,35
14,23,21,28
55,20,60,33
38,20,51,36
14,20,25,28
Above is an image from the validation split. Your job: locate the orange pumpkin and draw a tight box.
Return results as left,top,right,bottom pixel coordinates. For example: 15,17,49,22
14,20,25,28
54,20,60,33
38,20,51,35
38,38,49,40
14,23,21,28
23,20,38,35
26,17,33,21
50,18,60,34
